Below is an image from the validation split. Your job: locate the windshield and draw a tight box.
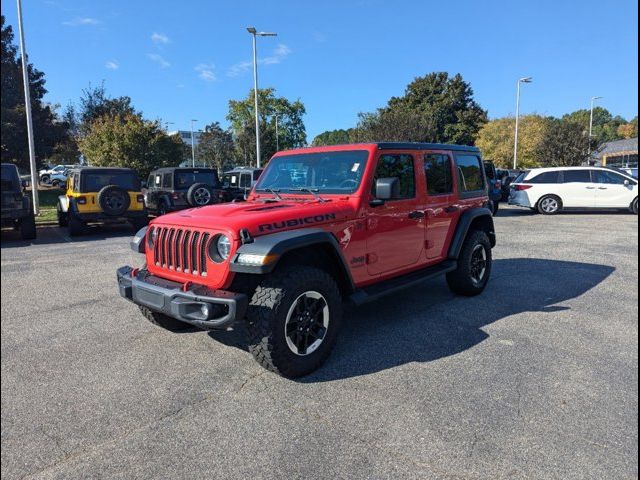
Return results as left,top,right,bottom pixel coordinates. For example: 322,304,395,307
174,170,218,189
83,172,140,192
1,164,20,192
255,150,369,194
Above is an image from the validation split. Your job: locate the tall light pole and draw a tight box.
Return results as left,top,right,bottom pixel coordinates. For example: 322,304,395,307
190,119,198,167
513,77,533,170
274,112,279,152
247,27,277,168
16,0,39,214
588,96,603,158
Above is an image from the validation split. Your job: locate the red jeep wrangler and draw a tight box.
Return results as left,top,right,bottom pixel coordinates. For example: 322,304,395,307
117,143,496,377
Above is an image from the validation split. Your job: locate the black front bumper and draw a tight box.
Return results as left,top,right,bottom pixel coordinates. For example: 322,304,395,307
116,266,248,330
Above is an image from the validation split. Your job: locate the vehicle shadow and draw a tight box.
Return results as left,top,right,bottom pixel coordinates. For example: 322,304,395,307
208,258,614,382
0,224,136,248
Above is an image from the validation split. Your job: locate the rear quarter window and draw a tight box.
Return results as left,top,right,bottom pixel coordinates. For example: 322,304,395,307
455,154,485,195
528,171,561,184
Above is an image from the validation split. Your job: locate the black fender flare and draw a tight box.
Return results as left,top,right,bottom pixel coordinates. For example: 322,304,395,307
229,228,355,292
448,208,496,260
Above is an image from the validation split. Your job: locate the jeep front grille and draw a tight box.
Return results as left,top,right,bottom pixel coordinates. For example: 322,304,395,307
153,227,210,276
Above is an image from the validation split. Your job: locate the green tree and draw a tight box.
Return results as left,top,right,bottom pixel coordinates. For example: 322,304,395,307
78,114,183,178
227,88,306,165
1,15,69,169
475,115,549,168
356,72,487,145
538,118,595,167
617,117,638,139
196,121,235,171
77,82,137,134
562,107,626,144
312,128,353,146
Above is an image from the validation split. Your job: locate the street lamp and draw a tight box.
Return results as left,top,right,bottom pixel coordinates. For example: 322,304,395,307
274,111,280,152
513,77,533,170
247,26,277,168
190,119,198,167
588,96,603,158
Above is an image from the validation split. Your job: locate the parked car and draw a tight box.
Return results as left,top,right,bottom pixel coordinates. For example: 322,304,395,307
1,163,36,239
144,167,224,216
221,167,263,201
117,142,496,377
497,169,525,202
483,160,501,215
39,164,76,184
509,166,639,215
57,167,148,235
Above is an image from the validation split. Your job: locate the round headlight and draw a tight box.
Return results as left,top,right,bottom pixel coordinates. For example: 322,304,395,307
214,235,232,262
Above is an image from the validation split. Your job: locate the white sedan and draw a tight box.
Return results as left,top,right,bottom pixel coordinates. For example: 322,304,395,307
509,167,638,215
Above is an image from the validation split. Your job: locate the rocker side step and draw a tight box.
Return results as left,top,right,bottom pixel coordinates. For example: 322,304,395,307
349,260,457,306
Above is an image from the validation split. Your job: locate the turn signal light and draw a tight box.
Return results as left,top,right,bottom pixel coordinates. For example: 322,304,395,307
77,196,87,204
137,194,145,203
513,185,533,191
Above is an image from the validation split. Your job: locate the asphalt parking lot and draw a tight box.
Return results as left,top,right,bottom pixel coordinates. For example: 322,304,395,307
1,206,638,480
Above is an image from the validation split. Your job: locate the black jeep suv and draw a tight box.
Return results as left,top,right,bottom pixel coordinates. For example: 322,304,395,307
144,167,224,216
220,167,263,201
1,163,36,240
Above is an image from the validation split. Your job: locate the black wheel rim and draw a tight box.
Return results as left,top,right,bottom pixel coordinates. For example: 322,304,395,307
193,187,211,205
470,244,487,285
105,192,125,211
284,291,329,356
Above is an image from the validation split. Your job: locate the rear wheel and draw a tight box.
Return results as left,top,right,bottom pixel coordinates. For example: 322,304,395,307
537,195,562,215
447,230,492,296
57,203,68,227
40,175,50,184
632,197,638,215
246,265,342,378
138,306,191,332
19,215,36,240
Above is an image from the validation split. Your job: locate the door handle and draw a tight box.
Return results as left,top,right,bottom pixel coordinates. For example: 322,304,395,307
444,205,459,213
598,187,608,190
408,210,425,220
586,186,596,190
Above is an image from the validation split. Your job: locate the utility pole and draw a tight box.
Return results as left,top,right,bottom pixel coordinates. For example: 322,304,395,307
513,77,533,170
190,119,198,167
16,0,39,214
588,96,603,159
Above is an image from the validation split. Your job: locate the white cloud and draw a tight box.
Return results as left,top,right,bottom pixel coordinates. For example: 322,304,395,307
227,43,291,77
151,32,170,44
105,60,119,70
195,63,217,82
62,17,99,26
147,53,170,68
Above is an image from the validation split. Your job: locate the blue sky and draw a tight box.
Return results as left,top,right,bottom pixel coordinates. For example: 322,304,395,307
2,0,638,140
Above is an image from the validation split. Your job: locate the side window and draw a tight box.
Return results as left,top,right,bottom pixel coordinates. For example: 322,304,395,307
73,173,80,192
593,170,628,185
239,173,252,188
455,155,485,192
154,175,162,187
424,154,453,195
528,171,561,184
162,173,172,188
147,175,154,188
562,170,592,183
373,154,415,199
253,170,263,181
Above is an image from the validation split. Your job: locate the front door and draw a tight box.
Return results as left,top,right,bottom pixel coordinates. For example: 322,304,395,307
592,169,637,208
424,152,459,259
366,152,425,276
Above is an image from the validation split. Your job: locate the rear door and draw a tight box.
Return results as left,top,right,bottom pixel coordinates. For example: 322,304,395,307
424,152,459,259
559,169,596,207
366,152,425,276
592,170,637,208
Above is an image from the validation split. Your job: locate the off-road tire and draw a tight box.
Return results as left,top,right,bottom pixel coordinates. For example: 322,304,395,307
446,230,492,297
246,265,343,378
40,175,50,185
68,214,85,236
19,215,36,240
537,195,562,215
57,203,68,227
138,305,191,332
186,183,215,207
98,185,130,216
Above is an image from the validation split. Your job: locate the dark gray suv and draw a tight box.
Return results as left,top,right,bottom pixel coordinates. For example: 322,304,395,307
1,163,36,239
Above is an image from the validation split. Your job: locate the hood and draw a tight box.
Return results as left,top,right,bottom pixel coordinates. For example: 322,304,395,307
151,198,355,238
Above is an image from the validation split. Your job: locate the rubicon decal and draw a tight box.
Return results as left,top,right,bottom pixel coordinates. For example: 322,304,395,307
258,213,337,232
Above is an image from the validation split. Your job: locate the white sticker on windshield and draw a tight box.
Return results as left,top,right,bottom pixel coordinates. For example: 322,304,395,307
351,163,360,172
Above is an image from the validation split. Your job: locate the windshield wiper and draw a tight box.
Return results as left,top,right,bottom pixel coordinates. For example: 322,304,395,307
292,188,327,202
256,188,282,201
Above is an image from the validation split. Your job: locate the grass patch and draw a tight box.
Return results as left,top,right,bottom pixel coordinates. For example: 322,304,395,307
36,207,57,224
27,187,63,224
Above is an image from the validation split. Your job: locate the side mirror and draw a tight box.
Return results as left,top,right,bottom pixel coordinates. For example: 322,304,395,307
371,177,400,206
624,179,630,186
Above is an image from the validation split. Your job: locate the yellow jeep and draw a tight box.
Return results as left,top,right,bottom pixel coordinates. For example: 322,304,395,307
57,167,148,236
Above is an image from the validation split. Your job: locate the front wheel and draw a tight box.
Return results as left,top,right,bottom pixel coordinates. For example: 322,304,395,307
68,215,85,236
57,203,68,227
447,230,492,296
246,265,343,378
